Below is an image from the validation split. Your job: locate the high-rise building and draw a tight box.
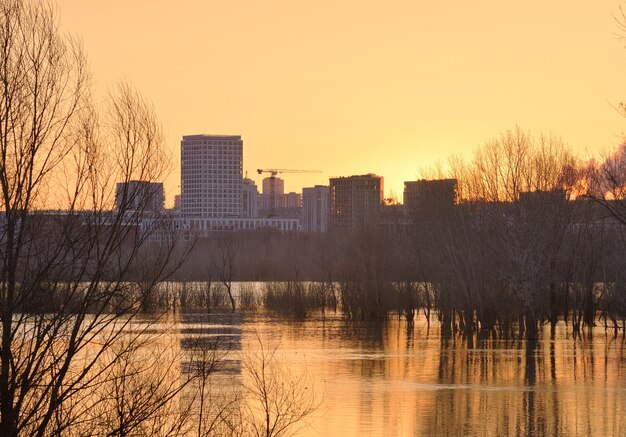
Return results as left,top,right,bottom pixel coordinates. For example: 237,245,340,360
242,178,259,218
180,134,243,218
302,186,329,232
115,181,164,213
329,174,384,231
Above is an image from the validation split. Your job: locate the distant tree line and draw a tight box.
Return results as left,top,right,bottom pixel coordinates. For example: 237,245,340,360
173,128,626,340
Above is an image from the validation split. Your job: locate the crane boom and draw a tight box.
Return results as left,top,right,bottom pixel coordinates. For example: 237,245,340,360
256,168,321,178
255,168,322,217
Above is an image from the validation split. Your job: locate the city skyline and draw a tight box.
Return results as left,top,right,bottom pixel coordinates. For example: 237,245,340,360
55,1,626,205
2,2,626,435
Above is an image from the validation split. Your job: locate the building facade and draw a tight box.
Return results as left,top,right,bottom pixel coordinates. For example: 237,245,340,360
284,192,302,208
260,176,285,210
242,178,259,218
329,174,384,231
115,181,164,213
258,177,303,218
403,179,457,212
180,134,243,218
302,185,329,232
179,216,300,234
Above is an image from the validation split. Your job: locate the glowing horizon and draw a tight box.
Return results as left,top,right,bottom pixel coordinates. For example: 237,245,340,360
57,0,626,205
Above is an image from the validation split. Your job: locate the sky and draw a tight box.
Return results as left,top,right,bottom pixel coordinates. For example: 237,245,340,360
56,0,626,205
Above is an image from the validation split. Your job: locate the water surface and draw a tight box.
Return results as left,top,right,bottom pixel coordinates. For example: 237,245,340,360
173,312,626,436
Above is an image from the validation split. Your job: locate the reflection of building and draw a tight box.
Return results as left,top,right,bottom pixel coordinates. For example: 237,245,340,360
242,178,258,218
173,194,181,210
115,181,164,212
403,179,456,212
181,134,243,218
179,312,243,397
330,174,383,231
302,186,330,232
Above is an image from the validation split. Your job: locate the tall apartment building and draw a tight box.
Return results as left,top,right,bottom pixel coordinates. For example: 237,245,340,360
115,181,164,213
302,186,329,232
180,134,243,218
329,174,384,231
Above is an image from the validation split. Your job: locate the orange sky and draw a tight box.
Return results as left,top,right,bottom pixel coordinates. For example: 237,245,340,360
57,0,626,204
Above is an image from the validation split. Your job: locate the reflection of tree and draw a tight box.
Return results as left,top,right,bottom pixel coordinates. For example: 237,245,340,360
412,330,626,436
523,340,538,435
246,314,625,436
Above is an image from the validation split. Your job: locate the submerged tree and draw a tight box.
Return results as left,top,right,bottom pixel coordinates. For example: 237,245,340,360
212,236,239,313
413,127,579,338
0,1,183,435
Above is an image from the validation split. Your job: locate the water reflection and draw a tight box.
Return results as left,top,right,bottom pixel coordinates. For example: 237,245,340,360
160,311,626,436
213,314,623,436
178,312,244,376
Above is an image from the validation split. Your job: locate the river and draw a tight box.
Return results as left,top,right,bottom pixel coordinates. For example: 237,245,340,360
161,310,626,436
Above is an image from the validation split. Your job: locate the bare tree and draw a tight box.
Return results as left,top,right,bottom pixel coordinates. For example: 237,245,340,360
0,1,184,435
586,145,626,224
414,127,578,338
89,337,192,437
212,236,239,313
583,146,626,330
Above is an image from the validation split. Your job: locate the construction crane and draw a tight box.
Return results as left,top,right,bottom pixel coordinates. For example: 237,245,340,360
256,168,321,178
256,168,321,217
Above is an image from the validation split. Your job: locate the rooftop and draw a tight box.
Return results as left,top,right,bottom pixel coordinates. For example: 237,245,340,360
182,134,241,140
